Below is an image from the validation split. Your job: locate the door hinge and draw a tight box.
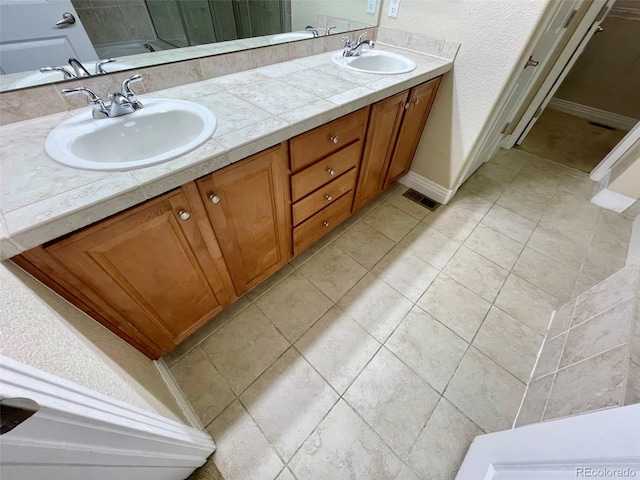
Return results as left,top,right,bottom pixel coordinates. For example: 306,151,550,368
563,9,578,28
501,122,510,134
533,107,543,119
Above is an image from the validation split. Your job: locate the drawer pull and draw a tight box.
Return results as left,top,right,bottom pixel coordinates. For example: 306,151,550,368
330,135,339,144
413,98,420,105
209,194,220,204
327,168,336,176
178,210,191,221
325,194,332,201
323,221,330,228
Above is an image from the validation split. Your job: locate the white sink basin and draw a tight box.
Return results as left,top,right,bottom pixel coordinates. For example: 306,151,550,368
45,98,217,171
269,31,315,44
332,50,417,75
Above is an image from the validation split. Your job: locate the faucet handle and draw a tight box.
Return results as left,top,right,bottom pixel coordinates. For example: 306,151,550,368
357,32,367,44
341,35,353,47
122,74,143,109
61,86,102,102
95,58,116,75
61,87,108,118
326,25,337,36
40,66,75,79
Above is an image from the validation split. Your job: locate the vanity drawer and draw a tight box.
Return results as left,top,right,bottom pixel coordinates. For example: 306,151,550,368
289,107,369,172
290,140,362,202
293,191,354,255
292,168,357,226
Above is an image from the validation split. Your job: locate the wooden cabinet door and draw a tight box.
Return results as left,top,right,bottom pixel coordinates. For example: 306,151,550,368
197,144,291,296
353,90,409,211
44,185,234,358
385,77,442,187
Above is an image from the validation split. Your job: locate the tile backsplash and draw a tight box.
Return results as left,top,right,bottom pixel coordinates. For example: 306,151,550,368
0,27,374,126
515,260,640,427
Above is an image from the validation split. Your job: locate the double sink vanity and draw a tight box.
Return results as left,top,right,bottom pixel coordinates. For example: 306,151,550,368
3,42,451,359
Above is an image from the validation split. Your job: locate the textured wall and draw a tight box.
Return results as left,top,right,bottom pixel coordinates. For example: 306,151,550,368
516,261,639,426
554,1,640,119
378,0,549,190
0,261,186,424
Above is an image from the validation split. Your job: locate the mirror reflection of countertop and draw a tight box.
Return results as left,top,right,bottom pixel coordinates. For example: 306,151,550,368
0,44,452,260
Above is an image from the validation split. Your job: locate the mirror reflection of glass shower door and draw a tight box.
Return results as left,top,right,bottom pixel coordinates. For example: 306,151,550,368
145,0,290,48
233,0,289,39
145,0,190,48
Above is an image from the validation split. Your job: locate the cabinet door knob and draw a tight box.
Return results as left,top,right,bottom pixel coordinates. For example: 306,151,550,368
413,98,420,105
404,103,410,110
327,168,336,176
330,135,339,144
323,221,330,227
209,194,220,204
325,194,332,201
178,210,191,221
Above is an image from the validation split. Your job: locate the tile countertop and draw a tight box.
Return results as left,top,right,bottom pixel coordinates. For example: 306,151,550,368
0,44,452,260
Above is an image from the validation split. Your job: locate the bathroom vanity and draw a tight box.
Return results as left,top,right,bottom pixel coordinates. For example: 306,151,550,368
5,49,447,359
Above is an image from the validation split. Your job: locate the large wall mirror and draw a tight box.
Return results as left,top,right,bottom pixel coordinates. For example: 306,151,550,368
0,0,380,92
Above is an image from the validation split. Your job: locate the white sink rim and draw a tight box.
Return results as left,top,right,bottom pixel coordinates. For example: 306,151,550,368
45,98,217,171
331,50,417,75
269,31,314,44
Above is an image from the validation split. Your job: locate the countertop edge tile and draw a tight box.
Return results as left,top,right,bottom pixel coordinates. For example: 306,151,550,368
0,46,453,259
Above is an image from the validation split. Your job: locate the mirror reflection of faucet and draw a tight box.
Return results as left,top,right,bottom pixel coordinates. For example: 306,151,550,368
39,57,117,80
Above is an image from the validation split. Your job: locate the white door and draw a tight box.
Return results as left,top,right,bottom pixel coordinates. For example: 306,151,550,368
457,404,640,479
464,0,582,182
0,0,98,74
0,355,214,480
509,0,614,146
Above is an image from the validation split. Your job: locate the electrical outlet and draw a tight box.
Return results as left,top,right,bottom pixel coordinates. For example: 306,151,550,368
387,0,400,18
366,0,377,15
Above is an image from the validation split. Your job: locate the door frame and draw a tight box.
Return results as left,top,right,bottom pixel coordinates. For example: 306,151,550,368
457,404,640,479
0,355,215,480
459,0,612,184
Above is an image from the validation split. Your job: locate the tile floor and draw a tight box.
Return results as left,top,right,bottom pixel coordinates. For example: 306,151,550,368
518,108,627,173
174,147,634,480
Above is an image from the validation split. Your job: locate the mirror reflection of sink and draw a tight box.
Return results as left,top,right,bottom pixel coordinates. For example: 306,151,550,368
45,99,217,171
269,31,315,44
332,50,417,75
8,61,136,89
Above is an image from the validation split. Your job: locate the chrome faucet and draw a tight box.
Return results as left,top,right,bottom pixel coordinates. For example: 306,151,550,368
342,32,375,57
305,25,319,37
39,58,118,79
61,74,144,119
68,57,92,77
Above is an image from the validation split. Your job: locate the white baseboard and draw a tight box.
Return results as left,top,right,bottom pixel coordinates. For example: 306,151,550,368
548,98,638,131
155,358,206,432
591,173,636,213
399,171,456,204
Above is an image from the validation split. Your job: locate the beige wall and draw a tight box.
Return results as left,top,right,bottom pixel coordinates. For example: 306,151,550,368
0,261,186,424
554,1,640,119
378,0,549,190
609,138,640,198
